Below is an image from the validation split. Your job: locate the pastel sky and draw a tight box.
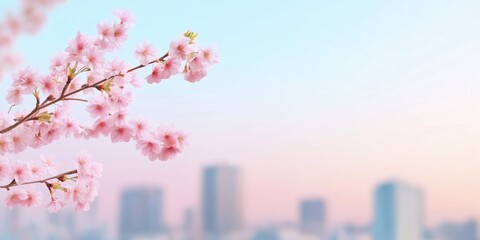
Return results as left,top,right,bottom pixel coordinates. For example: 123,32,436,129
0,0,479,234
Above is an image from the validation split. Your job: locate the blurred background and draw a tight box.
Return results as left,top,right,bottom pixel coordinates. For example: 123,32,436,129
0,0,479,239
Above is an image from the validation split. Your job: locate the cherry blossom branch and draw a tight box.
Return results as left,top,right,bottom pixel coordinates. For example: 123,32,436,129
0,169,77,190
0,11,218,212
0,53,168,135
1,153,103,211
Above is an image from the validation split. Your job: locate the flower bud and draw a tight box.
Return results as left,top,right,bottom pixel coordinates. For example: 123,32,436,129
183,30,198,43
37,111,53,123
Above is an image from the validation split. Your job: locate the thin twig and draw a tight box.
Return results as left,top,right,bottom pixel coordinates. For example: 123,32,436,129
7,105,15,114
0,169,78,190
63,98,88,103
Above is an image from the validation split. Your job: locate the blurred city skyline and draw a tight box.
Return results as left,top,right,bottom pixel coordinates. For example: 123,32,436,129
0,163,478,240
0,0,479,235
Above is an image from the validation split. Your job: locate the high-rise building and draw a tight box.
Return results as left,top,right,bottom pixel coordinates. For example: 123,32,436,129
202,164,242,238
373,180,424,240
251,228,280,240
299,199,326,236
327,224,371,240
182,208,196,240
435,220,478,240
119,187,164,240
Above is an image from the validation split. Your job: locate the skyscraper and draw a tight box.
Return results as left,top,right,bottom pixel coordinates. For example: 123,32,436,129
299,199,326,236
119,187,164,240
435,220,478,240
373,180,424,240
182,208,196,240
202,164,242,239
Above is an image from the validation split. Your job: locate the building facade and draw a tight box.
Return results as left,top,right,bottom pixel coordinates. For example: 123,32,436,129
300,199,326,237
373,181,424,240
119,187,164,240
202,164,243,239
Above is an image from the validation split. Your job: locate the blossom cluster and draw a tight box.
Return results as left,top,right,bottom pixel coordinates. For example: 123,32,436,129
0,10,218,211
0,0,65,79
1,10,218,159
1,152,102,212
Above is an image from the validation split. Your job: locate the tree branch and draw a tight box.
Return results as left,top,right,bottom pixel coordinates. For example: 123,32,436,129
0,169,78,190
0,52,169,135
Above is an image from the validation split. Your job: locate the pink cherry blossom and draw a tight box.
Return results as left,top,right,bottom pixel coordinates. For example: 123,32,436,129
39,75,59,96
111,23,128,48
110,124,133,143
40,154,56,175
105,57,128,76
113,9,135,26
47,197,65,212
69,182,87,202
41,125,62,144
0,0,64,79
0,161,11,181
6,87,23,105
9,131,28,153
6,189,28,209
66,32,92,61
136,137,161,161
88,118,113,138
189,56,206,72
184,68,208,83
13,67,40,93
76,152,93,177
158,146,181,161
30,162,44,179
158,128,179,148
109,87,133,111
111,111,127,125
20,190,43,207
49,52,67,74
135,41,157,65
131,118,150,139
0,10,217,212
61,117,83,138
75,153,103,179
0,113,14,129
52,103,70,121
198,46,219,65
83,179,100,199
75,201,91,211
87,162,103,178
86,96,110,118
124,71,141,87
82,47,105,70
11,161,31,184
146,65,163,84
96,21,113,49
146,57,181,83
66,177,100,212
0,137,9,155
169,36,195,59
28,131,44,149
86,70,106,89
5,12,22,35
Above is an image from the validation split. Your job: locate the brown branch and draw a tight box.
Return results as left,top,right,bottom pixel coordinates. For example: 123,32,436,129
63,98,88,103
0,169,78,190
0,52,169,135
